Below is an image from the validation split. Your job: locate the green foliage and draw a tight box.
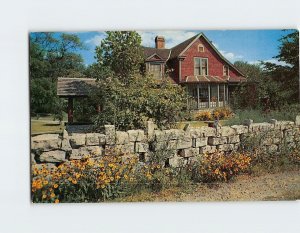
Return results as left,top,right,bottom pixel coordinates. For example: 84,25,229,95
225,105,300,126
73,98,97,123
30,78,65,118
95,31,144,82
92,75,188,131
261,30,299,106
30,32,86,116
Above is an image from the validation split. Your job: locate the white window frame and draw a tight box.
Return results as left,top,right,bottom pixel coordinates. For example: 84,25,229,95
194,57,208,76
148,62,163,79
223,65,229,76
198,44,204,52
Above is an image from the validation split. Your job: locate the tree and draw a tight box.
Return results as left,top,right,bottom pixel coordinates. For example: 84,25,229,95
29,32,86,116
92,75,188,131
262,30,299,105
95,31,144,83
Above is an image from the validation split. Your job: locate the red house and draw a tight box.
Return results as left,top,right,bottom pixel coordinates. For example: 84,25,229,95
143,33,246,109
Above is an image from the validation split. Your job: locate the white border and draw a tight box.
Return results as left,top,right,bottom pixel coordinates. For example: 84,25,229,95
0,0,299,232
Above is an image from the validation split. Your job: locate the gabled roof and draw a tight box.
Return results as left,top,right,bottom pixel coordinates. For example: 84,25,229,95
142,32,245,77
57,77,96,97
143,47,171,61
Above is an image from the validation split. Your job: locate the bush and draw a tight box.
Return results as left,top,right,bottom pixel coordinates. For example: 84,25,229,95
194,107,233,121
92,75,189,131
191,152,252,183
195,110,212,121
32,149,142,203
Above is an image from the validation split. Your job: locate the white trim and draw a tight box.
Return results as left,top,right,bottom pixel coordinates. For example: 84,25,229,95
194,57,208,76
145,53,164,61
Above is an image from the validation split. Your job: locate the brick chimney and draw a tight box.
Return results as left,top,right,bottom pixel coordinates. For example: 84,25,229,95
155,36,165,49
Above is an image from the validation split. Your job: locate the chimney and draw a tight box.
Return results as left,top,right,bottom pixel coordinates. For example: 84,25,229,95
155,36,165,49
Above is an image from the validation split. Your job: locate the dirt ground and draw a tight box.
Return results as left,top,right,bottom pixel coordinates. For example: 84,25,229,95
119,169,300,202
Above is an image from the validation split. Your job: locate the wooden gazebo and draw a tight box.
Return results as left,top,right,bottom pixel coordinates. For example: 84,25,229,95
57,77,97,123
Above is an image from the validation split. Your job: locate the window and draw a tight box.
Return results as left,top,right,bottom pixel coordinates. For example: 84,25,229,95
194,58,208,76
198,44,204,52
223,65,229,76
149,63,162,79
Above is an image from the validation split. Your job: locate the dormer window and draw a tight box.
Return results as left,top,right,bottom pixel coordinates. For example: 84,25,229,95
198,44,204,52
223,65,229,76
149,63,162,79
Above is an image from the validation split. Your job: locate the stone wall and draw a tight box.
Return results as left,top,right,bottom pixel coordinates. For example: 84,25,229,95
31,117,300,168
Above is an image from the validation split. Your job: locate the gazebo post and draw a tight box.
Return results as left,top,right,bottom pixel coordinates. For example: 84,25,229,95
67,97,74,123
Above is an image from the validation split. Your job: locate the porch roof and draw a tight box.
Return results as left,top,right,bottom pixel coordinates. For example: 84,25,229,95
57,77,97,97
180,75,247,84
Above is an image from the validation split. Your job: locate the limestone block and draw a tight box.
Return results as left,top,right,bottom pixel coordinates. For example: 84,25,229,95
192,137,208,147
105,125,116,145
178,148,199,158
39,150,66,163
152,140,177,151
146,121,155,140
200,126,217,137
128,129,144,142
231,125,249,134
115,131,129,145
208,136,228,145
135,142,149,153
169,154,185,167
228,135,240,144
69,133,86,148
190,128,204,138
86,133,101,146
219,126,236,137
176,137,192,149
61,130,72,152
165,129,185,140
275,121,295,130
217,144,235,152
31,153,36,164
296,115,300,126
154,130,166,142
99,134,106,145
31,134,61,151
200,145,217,154
249,123,273,132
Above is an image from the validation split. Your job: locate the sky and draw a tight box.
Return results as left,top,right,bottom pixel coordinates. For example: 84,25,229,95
47,30,295,66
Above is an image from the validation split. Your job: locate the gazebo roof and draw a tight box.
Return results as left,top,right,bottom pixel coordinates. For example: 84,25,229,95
57,77,97,97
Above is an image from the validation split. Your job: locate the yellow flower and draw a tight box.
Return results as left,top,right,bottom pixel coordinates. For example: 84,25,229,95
54,199,59,204
42,194,47,199
53,184,58,189
50,193,55,198
72,179,77,184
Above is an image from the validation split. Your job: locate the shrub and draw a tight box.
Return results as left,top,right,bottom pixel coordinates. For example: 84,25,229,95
92,75,189,131
195,110,212,121
213,107,233,120
31,149,141,203
191,152,252,183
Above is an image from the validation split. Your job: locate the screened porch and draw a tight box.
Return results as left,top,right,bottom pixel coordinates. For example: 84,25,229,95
187,83,229,110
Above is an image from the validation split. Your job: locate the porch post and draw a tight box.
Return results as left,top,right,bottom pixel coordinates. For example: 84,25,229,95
217,84,220,107
226,85,229,105
208,83,211,108
67,97,74,123
223,84,226,106
197,84,200,109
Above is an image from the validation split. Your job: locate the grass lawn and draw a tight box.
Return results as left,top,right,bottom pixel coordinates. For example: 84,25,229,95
31,120,65,135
